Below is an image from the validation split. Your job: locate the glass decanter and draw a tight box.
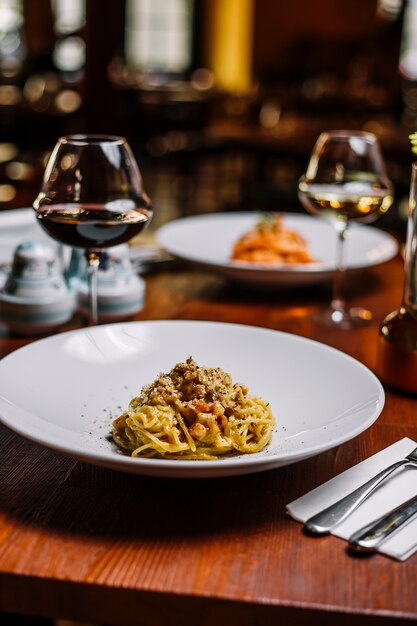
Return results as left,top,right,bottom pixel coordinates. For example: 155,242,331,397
376,162,417,393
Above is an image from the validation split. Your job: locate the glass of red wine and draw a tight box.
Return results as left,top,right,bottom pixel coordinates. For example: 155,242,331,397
33,134,152,326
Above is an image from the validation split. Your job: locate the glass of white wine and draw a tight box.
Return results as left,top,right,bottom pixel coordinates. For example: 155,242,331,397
298,130,393,328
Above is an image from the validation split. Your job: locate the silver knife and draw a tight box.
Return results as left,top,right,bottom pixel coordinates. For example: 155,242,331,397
348,493,417,552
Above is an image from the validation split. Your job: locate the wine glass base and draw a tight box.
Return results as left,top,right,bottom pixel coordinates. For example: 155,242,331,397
311,306,373,329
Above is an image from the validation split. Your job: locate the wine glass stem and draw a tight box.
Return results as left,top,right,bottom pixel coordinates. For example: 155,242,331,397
331,222,348,314
86,250,100,326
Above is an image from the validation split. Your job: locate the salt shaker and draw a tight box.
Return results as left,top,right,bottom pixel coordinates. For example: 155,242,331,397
0,240,75,335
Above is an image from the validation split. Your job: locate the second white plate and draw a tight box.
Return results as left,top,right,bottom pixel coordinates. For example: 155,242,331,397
156,212,399,287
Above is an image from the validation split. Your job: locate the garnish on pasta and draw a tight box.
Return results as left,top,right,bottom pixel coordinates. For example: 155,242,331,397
231,213,314,264
112,357,275,460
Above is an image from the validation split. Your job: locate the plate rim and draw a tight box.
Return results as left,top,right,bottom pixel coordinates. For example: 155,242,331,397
0,320,385,478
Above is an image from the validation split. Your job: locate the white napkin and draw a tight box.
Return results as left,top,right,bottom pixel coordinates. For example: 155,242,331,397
287,438,417,561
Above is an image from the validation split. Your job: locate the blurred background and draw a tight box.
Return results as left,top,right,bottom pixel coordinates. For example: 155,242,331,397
0,0,414,236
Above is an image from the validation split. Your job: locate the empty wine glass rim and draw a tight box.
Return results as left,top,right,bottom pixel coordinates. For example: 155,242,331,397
60,134,126,146
322,129,377,141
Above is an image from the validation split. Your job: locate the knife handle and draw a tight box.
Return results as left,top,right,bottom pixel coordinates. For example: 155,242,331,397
304,459,406,535
348,494,417,552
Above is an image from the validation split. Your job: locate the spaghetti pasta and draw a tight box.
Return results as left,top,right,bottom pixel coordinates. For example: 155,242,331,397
231,213,314,264
112,357,275,460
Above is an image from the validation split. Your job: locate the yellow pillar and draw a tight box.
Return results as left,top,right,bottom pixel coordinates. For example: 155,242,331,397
207,0,254,93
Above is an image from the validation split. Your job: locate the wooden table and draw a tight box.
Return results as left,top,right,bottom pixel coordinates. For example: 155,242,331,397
0,252,416,626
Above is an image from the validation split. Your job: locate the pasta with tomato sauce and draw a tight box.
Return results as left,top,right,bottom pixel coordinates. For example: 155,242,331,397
231,214,314,265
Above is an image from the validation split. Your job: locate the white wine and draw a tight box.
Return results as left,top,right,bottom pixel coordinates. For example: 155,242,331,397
298,182,393,222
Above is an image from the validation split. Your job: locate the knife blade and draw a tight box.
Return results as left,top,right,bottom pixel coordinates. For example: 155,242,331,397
348,493,417,552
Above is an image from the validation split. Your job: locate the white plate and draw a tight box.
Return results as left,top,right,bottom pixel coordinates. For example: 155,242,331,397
156,212,399,287
0,207,51,263
0,320,384,478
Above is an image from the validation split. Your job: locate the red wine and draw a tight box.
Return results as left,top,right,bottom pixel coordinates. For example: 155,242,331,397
36,203,152,249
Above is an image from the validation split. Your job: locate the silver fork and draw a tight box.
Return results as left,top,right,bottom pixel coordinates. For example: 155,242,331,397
304,446,417,535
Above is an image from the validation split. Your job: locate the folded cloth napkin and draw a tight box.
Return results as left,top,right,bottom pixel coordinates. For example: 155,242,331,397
287,437,417,561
